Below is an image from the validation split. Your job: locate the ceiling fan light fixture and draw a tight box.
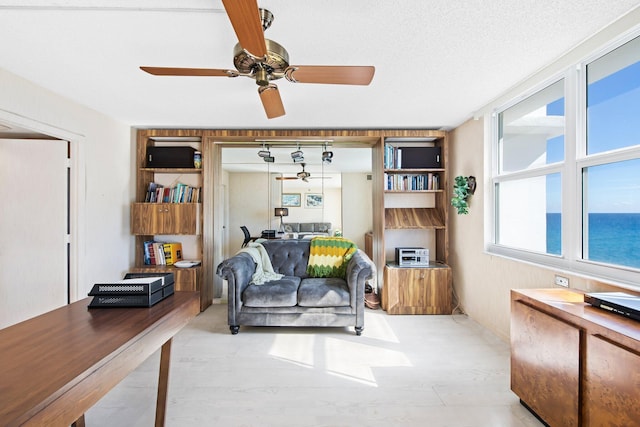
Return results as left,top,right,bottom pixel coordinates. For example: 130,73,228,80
263,156,275,163
259,8,274,32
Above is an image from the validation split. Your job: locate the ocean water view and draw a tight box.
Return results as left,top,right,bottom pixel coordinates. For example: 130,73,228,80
547,213,640,269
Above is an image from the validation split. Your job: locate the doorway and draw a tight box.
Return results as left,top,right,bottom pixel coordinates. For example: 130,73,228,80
0,138,70,328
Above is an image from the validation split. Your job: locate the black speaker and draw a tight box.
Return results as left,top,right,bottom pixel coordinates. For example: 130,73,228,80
398,146,441,169
146,146,197,168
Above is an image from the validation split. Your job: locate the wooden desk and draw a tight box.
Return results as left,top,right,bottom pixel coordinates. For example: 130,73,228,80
0,291,199,427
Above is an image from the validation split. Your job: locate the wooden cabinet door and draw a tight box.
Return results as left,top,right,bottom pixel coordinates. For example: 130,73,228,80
584,334,640,426
163,204,198,234
131,203,164,235
131,203,198,235
382,266,451,314
510,300,580,427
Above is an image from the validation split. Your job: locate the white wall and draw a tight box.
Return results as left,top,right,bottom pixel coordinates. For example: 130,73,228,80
342,173,373,249
0,68,132,301
227,172,275,251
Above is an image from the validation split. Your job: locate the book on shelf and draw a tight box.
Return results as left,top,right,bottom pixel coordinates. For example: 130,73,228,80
145,182,201,203
143,241,183,266
384,172,440,191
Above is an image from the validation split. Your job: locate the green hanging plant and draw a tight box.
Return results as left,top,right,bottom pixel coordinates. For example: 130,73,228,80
451,175,476,215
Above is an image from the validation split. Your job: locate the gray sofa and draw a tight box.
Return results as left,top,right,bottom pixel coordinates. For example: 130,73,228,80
283,222,331,237
216,239,374,335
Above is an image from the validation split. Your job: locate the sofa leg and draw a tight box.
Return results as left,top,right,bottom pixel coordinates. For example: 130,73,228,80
230,325,240,335
355,326,363,336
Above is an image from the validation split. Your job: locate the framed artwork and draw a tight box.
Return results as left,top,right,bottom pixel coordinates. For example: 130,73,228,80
282,193,301,207
305,193,323,208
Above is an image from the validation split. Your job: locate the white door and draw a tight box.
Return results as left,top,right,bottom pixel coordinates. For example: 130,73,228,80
0,139,68,328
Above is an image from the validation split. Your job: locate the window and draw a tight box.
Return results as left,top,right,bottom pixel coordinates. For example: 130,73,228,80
490,32,640,286
493,80,565,257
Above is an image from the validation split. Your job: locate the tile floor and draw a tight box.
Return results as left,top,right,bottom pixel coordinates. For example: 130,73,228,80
85,303,544,427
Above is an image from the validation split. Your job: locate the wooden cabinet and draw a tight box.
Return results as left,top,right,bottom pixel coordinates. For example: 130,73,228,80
511,288,640,426
131,203,199,235
128,265,207,312
381,263,451,314
131,130,210,311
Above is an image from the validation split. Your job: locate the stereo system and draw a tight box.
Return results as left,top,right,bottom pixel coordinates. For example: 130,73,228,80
395,247,430,266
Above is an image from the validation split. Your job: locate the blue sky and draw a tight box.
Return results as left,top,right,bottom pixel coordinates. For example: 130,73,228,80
545,60,640,213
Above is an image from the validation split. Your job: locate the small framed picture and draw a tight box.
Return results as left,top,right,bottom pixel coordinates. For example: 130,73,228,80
305,193,323,208
282,193,301,207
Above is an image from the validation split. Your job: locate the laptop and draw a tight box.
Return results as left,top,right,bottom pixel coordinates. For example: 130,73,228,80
584,292,640,321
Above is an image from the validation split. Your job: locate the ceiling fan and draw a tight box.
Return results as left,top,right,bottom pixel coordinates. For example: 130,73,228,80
275,163,330,182
140,0,375,119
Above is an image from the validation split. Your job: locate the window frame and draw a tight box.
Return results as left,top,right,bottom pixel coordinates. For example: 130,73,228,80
487,29,640,288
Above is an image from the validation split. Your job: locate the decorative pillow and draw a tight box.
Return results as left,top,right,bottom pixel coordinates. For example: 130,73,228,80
300,223,314,232
317,223,330,232
284,224,293,233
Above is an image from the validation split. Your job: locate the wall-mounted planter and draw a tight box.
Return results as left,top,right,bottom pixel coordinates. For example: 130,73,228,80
451,175,476,215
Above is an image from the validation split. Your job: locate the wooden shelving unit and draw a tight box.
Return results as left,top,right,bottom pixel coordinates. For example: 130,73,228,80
131,130,211,312
381,133,451,314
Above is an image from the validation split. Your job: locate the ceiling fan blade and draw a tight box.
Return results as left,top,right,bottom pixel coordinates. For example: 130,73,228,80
284,65,375,85
275,176,299,180
140,66,233,77
221,0,267,58
258,85,285,119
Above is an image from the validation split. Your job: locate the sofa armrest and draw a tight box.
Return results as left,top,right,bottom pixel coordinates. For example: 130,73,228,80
216,253,256,323
345,249,375,308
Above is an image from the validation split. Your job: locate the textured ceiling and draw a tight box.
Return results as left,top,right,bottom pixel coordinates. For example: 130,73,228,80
1,0,639,131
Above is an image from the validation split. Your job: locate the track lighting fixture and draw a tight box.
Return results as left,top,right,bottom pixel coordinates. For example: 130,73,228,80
291,144,304,163
322,143,333,165
258,144,274,162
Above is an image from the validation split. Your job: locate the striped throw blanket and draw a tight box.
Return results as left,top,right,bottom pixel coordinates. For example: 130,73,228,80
306,237,358,279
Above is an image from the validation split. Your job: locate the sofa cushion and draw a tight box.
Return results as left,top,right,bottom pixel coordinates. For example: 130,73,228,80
262,240,310,278
315,223,331,233
299,223,314,232
297,278,351,307
243,276,301,307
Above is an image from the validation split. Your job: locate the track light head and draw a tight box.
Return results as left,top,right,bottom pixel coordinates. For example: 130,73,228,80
322,151,333,164
291,149,304,163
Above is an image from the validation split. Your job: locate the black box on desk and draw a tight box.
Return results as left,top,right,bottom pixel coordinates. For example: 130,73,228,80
88,273,175,308
146,146,197,168
398,147,441,169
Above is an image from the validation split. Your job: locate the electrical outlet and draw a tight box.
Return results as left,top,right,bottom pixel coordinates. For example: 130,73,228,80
555,275,569,287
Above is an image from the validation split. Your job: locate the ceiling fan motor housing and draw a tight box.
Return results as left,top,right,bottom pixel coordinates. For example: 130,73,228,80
233,39,289,85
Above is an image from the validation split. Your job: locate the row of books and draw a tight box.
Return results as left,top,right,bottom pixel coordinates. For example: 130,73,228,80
143,241,183,265
384,144,401,169
384,173,440,191
145,182,201,203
